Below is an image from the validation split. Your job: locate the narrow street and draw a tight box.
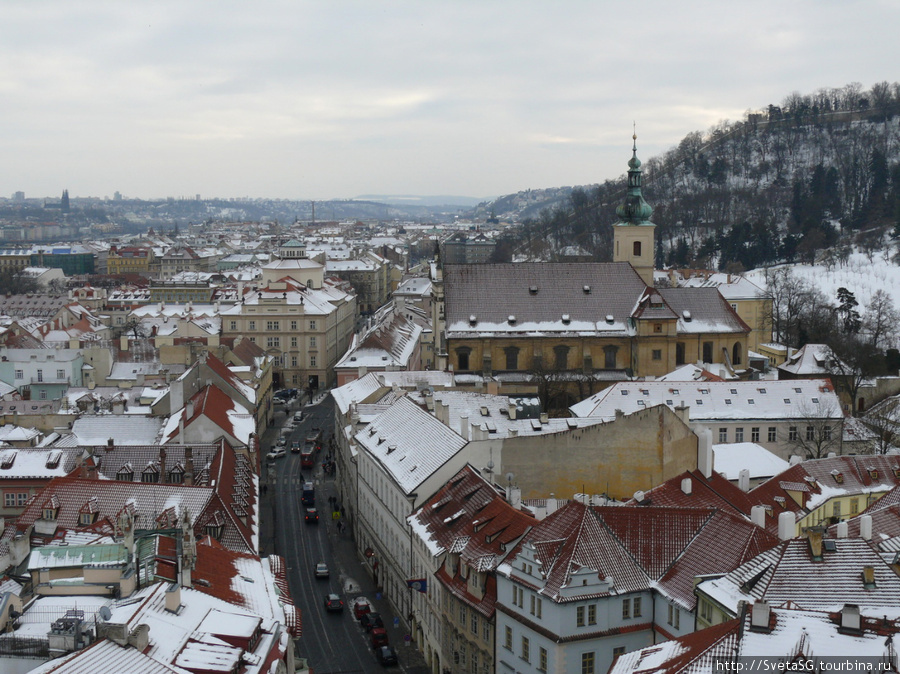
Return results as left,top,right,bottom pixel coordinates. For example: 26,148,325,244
260,393,430,674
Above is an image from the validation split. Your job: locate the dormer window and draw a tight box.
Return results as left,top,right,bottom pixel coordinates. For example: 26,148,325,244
116,463,134,482
832,470,844,484
79,512,96,526
43,507,58,521
868,468,879,480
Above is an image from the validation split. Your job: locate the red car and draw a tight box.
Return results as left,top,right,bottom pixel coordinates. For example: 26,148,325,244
353,597,372,620
370,627,389,649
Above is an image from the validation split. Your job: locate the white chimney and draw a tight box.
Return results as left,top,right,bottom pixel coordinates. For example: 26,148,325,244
789,455,802,466
738,469,750,492
459,415,469,441
508,403,517,420
681,477,692,495
751,505,766,528
698,429,713,478
860,515,873,540
633,490,646,503
836,521,849,538
507,486,521,510
165,583,182,613
841,604,861,631
750,600,771,629
778,511,794,541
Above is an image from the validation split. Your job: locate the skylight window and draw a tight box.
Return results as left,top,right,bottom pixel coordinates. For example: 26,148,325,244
794,388,802,393
666,400,673,406
730,389,737,395
748,399,755,404
811,397,819,404
784,398,791,404
637,400,645,406
725,399,732,405
621,390,629,396
758,388,767,394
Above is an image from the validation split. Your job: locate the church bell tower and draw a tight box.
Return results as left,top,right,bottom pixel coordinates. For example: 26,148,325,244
613,134,656,285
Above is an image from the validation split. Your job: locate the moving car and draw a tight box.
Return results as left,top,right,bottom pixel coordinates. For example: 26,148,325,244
361,612,383,632
315,562,329,578
301,482,315,506
293,410,304,423
305,507,319,524
266,447,286,461
376,645,398,666
276,435,287,447
324,593,343,612
353,597,372,620
291,440,301,454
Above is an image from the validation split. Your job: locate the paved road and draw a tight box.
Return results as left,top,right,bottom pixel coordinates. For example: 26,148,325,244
260,394,430,674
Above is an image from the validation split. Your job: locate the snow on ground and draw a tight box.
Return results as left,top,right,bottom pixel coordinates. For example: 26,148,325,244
745,248,900,314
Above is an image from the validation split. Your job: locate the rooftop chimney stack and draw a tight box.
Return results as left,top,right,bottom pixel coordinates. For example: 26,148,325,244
738,469,750,492
860,515,873,541
751,505,766,528
698,429,713,478
778,511,794,541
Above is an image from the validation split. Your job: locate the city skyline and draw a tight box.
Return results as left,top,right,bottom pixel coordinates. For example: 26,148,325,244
2,1,898,201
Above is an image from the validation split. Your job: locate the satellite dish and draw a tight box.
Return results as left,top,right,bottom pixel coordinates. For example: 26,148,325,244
486,460,494,471
98,606,112,621
505,472,515,484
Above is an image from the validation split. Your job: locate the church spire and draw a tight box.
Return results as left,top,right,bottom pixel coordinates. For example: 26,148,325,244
615,132,653,225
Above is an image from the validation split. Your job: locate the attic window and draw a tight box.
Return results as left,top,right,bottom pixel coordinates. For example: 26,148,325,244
725,399,732,405
666,399,673,406
758,388,767,394
868,468,879,480
561,314,571,325
469,315,477,326
811,397,819,404
784,398,791,404
621,390,629,396
605,315,614,324
637,400,645,406
832,470,844,484
583,285,591,294
700,389,709,394
480,407,490,416
862,566,876,589
682,310,692,322
730,389,737,395
529,286,538,295
696,400,703,406
507,315,516,325
0,451,16,469
671,389,680,395
748,398,755,404
774,496,786,508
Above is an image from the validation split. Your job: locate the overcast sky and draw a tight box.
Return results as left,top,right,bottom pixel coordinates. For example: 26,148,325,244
3,1,898,202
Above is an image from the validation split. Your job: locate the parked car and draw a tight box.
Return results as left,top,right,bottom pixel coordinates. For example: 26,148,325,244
274,397,286,406
276,435,287,447
370,627,389,649
293,411,304,423
324,593,344,612
376,645,398,666
305,507,319,524
353,597,372,620
266,447,286,461
315,562,329,578
361,612,383,632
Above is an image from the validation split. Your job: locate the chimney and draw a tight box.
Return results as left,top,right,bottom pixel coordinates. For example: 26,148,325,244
751,505,766,528
778,511,794,540
106,438,114,452
807,527,824,560
507,485,521,510
738,469,750,492
698,429,713,478
186,400,194,420
184,446,194,487
681,477,692,495
539,412,548,424
750,600,771,630
459,415,469,441
159,447,167,484
836,520,848,538
860,515,873,540
439,401,450,426
165,583,182,613
840,604,861,631
507,403,517,420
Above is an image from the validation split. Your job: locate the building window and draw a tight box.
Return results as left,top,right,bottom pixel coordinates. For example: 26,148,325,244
460,603,467,624
79,512,94,525
653,323,662,334
587,604,596,625
652,349,662,360
824,426,832,440
734,427,744,442
310,356,316,367
768,427,777,442
471,651,478,674
732,342,742,365
719,428,728,443
309,320,316,330
39,390,47,400
310,336,317,347
291,320,298,330
36,369,43,382
789,426,798,441
535,597,542,618
675,342,685,365
56,369,65,380
633,241,642,257
230,321,237,331
539,647,548,673
833,501,841,518
456,348,471,371
504,347,519,370
267,336,280,348
521,636,530,662
553,345,569,370
483,621,490,641
17,493,28,506
291,356,298,367
700,600,713,622
266,320,279,331
576,605,585,627
249,321,256,331
702,341,713,363
4,493,15,507
751,427,760,442
530,595,536,616
622,598,631,619
582,652,595,674
290,336,298,348
633,596,642,617
471,612,478,635
504,626,512,650
613,647,625,660
604,345,618,369
14,369,22,380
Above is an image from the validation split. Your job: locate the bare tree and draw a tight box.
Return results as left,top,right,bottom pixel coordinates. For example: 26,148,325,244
784,399,844,459
863,290,900,350
862,396,900,455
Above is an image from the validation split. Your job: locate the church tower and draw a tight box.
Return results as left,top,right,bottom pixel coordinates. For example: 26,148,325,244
613,134,656,285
